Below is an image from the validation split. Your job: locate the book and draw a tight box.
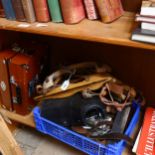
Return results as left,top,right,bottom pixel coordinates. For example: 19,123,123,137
21,0,36,23
59,0,86,24
141,22,155,31
11,0,26,21
136,14,155,23
136,107,155,155
1,0,16,20
141,0,155,16
0,0,5,17
131,28,155,44
132,128,141,153
95,0,124,23
47,0,63,23
83,0,98,20
33,0,50,22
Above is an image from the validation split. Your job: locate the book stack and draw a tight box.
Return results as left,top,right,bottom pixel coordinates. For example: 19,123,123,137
132,0,155,44
132,107,155,155
0,0,124,24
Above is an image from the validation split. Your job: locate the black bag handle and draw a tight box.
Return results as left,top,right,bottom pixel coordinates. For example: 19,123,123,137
90,132,134,146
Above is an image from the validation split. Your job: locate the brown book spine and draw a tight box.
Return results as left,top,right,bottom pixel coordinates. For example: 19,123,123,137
21,0,36,23
11,0,26,21
33,0,50,22
84,0,98,20
59,0,86,24
0,0,5,17
95,0,124,23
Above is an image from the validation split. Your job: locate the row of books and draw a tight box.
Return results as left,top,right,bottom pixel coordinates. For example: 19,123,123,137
131,0,155,44
0,0,124,24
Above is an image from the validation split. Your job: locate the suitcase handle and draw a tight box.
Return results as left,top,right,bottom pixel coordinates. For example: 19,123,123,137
12,85,22,104
15,85,22,104
10,76,22,104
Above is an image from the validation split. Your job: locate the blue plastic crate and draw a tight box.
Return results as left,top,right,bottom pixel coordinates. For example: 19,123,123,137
33,101,140,155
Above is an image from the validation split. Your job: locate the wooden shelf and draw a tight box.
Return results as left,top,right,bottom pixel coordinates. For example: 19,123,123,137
0,11,155,50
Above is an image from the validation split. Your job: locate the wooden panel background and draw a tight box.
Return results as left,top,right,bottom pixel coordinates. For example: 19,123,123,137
0,30,20,50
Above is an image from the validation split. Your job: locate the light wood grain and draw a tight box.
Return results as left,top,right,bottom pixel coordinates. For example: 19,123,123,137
0,114,23,155
0,107,35,128
0,12,155,50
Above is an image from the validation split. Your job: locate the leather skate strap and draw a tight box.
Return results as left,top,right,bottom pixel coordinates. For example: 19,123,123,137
111,106,131,133
37,62,111,94
90,132,134,146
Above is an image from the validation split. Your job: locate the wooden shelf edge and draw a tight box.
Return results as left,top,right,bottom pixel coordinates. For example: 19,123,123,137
0,12,154,51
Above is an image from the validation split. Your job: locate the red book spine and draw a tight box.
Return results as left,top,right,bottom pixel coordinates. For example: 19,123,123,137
136,107,155,155
33,0,50,22
84,0,98,20
59,0,85,24
0,0,5,17
95,0,124,23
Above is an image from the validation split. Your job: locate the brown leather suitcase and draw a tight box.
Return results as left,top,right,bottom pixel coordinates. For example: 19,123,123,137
0,42,47,115
9,54,38,114
8,44,46,115
0,50,17,110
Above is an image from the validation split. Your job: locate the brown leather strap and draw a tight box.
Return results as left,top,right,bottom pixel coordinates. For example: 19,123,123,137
99,83,133,111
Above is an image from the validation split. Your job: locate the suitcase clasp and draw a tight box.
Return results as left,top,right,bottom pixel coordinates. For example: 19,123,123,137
0,81,6,92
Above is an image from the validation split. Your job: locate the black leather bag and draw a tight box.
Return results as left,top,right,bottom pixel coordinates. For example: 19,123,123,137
40,93,106,127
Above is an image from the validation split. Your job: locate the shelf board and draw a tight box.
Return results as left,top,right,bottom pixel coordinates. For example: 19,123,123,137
0,12,154,50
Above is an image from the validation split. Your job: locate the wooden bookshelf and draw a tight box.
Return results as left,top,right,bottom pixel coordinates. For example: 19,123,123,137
0,11,155,51
0,1,151,154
